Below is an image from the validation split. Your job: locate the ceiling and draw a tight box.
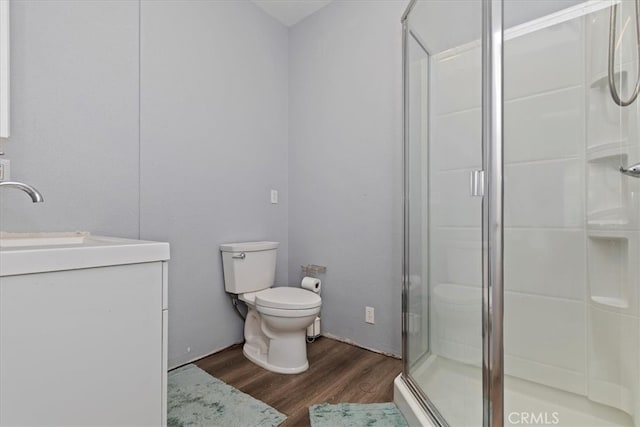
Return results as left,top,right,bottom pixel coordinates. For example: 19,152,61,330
250,0,332,27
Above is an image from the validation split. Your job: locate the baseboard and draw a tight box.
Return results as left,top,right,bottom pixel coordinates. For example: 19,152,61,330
170,333,401,370
168,341,244,371
320,333,401,359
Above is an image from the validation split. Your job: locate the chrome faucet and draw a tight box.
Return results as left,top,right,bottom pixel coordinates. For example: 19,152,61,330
0,181,44,203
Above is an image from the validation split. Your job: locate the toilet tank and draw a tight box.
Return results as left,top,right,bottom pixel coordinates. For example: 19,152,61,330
220,241,279,294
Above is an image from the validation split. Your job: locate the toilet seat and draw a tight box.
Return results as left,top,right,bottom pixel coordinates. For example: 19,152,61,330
255,287,321,310
238,292,258,305
256,305,321,318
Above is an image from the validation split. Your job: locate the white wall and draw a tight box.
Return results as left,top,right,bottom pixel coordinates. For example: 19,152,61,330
288,0,406,356
0,0,140,237
140,0,289,368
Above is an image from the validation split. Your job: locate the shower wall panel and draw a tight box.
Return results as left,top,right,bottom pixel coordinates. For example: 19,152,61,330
585,5,640,420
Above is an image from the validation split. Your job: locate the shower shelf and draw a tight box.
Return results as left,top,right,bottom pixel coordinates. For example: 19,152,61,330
586,209,628,230
586,231,637,315
587,150,629,227
590,296,629,309
590,70,627,89
586,141,629,161
587,207,628,228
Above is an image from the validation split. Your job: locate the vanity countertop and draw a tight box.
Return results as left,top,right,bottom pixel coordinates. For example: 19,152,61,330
0,233,170,276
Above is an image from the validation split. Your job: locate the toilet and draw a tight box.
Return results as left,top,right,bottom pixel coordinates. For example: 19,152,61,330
220,241,321,374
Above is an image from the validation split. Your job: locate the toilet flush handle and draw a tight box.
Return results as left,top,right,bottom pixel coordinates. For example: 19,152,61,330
232,252,246,260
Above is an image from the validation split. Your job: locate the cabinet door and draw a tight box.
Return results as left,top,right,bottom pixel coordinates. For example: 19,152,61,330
0,262,164,426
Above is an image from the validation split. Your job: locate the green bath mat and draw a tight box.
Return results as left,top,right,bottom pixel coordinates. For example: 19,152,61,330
309,402,409,427
167,364,286,427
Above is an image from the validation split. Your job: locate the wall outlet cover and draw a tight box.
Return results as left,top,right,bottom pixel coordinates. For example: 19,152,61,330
365,306,375,324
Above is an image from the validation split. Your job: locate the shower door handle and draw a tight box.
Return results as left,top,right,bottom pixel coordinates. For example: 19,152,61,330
620,162,640,178
470,170,485,197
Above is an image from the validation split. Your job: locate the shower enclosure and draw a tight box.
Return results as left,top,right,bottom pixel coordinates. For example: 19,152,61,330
400,0,640,425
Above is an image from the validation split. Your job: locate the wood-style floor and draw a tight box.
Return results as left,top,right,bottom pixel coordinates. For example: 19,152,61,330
195,337,402,427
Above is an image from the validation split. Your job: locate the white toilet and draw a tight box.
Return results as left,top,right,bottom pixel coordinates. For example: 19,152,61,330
220,241,321,374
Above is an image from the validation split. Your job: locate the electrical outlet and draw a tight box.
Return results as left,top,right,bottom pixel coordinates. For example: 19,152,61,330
365,306,375,324
270,189,278,204
0,158,10,181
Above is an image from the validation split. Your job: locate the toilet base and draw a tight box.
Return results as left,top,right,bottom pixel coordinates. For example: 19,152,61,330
241,304,315,374
242,344,309,374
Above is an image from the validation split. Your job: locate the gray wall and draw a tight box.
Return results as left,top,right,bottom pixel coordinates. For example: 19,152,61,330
2,0,404,365
0,0,140,237
139,0,289,367
2,0,289,369
288,0,405,356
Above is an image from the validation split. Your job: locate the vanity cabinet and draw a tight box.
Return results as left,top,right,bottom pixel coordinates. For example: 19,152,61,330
0,0,8,138
0,236,169,426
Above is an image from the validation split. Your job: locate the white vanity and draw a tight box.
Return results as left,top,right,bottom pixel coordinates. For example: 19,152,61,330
0,233,169,426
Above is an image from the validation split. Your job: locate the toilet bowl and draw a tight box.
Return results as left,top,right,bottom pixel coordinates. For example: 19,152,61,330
240,288,321,373
220,241,322,374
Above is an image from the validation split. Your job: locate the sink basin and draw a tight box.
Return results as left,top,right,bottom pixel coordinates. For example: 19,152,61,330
0,231,89,248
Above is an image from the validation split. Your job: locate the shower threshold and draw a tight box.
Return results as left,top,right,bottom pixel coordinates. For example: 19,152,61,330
412,356,633,426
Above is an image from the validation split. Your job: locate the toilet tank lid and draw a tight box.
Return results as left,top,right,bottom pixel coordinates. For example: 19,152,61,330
220,241,279,252
255,287,321,310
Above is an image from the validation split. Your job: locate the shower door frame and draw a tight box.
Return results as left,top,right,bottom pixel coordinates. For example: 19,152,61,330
401,13,447,425
400,0,505,426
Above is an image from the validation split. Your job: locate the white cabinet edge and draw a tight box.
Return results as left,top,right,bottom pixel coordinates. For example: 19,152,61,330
0,0,8,139
161,262,168,426
162,261,168,310
161,308,168,427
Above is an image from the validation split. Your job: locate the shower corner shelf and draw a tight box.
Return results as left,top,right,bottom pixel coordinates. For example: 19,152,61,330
587,232,633,314
586,141,629,161
586,147,630,227
590,296,629,309
590,70,627,89
587,208,629,229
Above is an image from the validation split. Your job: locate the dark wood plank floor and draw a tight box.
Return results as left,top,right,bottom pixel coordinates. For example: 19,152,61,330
195,337,402,427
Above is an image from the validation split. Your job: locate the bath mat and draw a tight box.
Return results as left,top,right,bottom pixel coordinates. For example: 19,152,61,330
309,402,409,427
167,364,286,427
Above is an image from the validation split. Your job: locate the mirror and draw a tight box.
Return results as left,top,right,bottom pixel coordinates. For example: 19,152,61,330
0,0,9,139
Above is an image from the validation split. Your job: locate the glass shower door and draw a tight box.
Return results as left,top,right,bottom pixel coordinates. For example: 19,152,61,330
403,1,485,425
